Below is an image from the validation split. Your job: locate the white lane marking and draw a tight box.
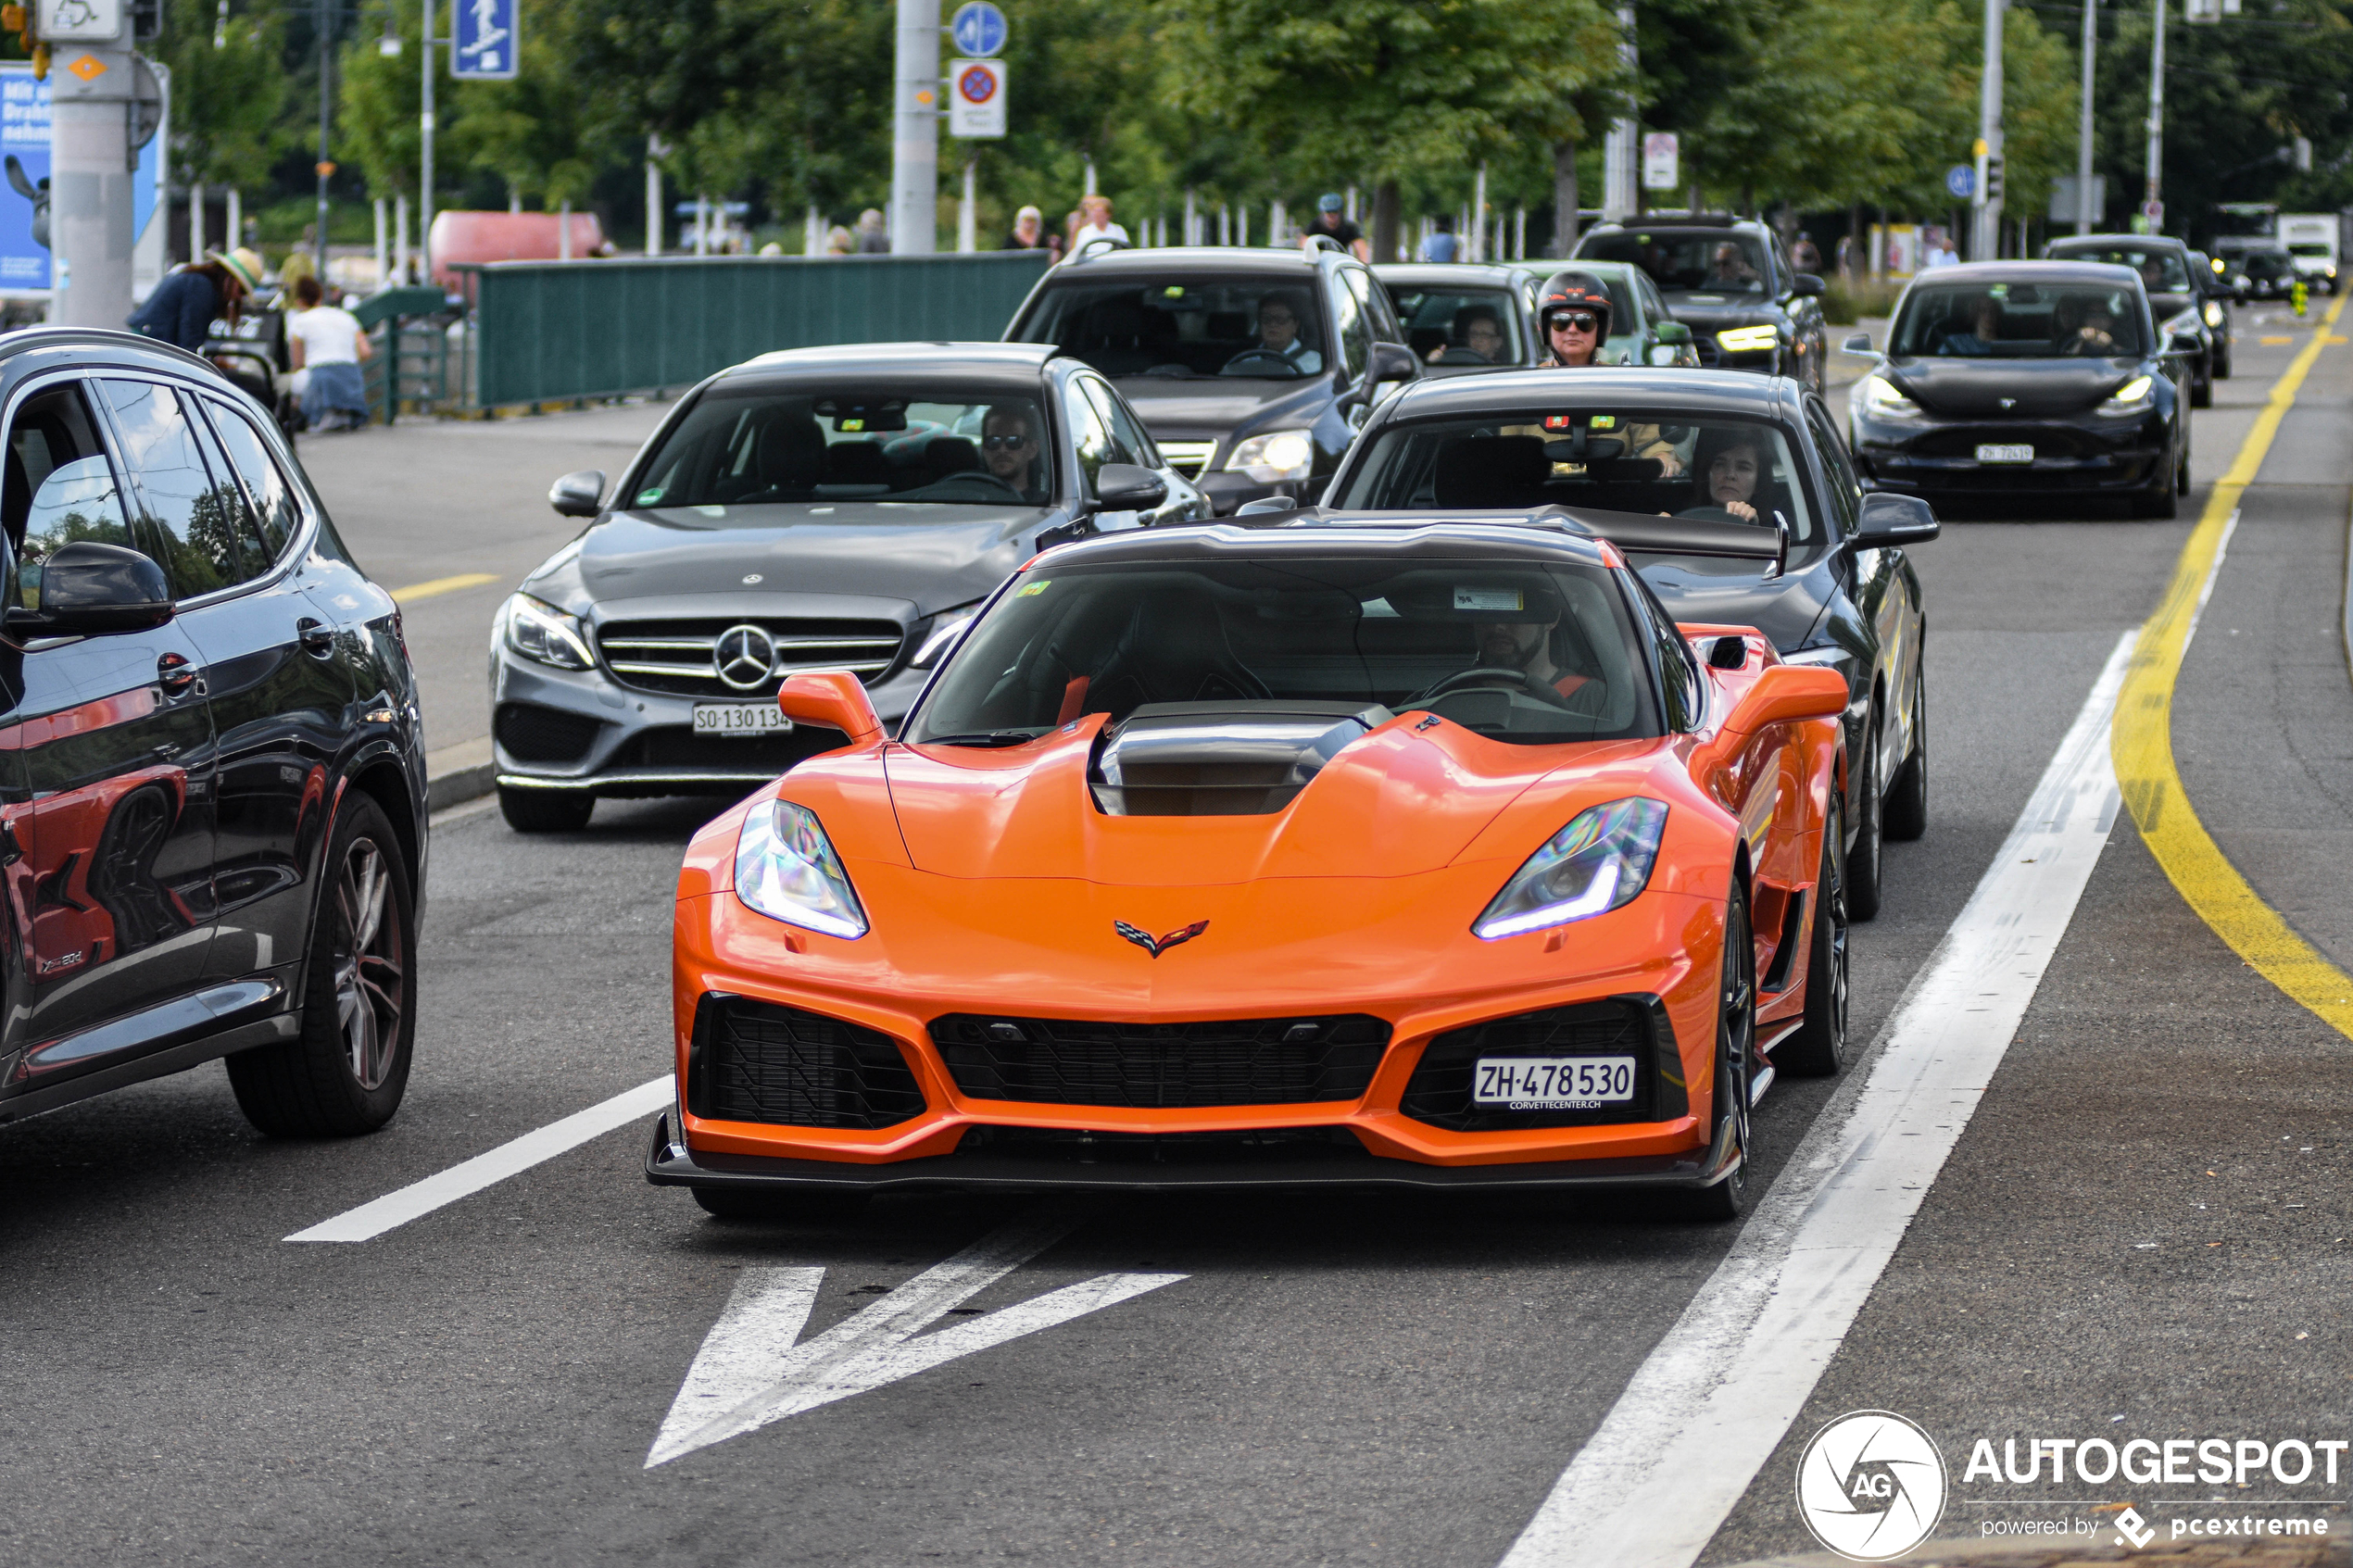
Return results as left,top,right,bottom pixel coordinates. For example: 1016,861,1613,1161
1500,630,2137,1568
647,1202,1184,1468
285,1076,671,1243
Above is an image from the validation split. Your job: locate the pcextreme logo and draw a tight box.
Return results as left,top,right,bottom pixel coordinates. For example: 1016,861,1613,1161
1795,1411,1950,1562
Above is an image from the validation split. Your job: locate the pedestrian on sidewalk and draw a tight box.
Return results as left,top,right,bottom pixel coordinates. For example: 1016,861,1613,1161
1418,214,1461,264
854,209,889,254
125,249,260,352
1068,195,1127,258
1002,204,1063,263
286,275,374,433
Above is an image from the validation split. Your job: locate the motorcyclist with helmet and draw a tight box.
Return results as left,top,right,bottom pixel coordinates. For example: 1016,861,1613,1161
1533,270,1682,473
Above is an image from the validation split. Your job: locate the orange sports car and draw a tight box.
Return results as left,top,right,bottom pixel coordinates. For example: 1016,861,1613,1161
648,519,1851,1218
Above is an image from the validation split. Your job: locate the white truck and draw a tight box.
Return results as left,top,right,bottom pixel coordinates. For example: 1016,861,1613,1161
2277,213,2341,294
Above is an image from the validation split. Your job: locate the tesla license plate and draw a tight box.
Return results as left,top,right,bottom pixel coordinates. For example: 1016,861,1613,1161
1975,443,2034,464
1472,1057,1638,1110
692,702,792,737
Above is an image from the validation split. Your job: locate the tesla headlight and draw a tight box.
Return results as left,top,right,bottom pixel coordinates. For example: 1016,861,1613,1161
1857,373,1923,420
2098,375,2155,417
1224,429,1315,483
911,602,981,669
1716,324,1780,354
1473,798,1668,941
734,797,868,939
2203,300,2224,328
501,593,595,671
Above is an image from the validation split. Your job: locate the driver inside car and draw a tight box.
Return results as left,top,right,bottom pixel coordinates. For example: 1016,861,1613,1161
982,404,1047,502
1226,294,1323,374
1466,604,1596,702
1435,304,1508,364
1684,426,1772,525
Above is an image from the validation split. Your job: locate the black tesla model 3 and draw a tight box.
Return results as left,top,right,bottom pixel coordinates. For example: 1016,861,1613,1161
1843,261,2192,519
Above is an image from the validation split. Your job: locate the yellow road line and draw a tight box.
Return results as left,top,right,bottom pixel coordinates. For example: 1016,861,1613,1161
392,571,499,603
2259,335,2294,345
2112,291,2353,1037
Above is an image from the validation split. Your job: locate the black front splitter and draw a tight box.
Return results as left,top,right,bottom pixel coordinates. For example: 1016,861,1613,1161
643,1113,1741,1196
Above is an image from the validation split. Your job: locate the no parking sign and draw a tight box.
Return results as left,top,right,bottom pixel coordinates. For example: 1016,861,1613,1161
950,58,1006,138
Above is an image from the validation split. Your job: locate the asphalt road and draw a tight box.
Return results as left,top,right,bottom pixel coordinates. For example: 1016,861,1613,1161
2,313,2347,1568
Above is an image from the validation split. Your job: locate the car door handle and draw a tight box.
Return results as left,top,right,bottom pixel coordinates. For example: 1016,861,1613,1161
296,617,336,657
157,652,202,697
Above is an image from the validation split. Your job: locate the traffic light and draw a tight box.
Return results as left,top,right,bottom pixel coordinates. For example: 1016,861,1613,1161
2,3,45,81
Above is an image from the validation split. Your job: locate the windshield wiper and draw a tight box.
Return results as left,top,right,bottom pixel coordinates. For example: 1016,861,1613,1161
916,730,1045,748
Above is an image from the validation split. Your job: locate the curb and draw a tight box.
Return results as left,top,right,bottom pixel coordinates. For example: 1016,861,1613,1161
424,737,497,815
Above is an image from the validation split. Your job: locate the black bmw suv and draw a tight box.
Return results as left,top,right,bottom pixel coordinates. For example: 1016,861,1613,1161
0,330,427,1138
1575,216,1829,391
1004,245,1422,513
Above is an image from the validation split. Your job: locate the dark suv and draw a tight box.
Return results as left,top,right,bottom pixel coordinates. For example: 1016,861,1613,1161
0,330,426,1138
1575,216,1829,390
1004,244,1421,512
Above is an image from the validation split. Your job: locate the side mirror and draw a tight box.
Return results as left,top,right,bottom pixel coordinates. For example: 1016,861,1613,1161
1654,320,1693,345
1840,332,1876,357
2166,330,2203,358
1789,273,1827,298
1371,341,1420,383
1724,664,1850,733
548,469,607,518
1854,491,1940,547
776,670,882,746
5,540,173,638
1090,462,1167,513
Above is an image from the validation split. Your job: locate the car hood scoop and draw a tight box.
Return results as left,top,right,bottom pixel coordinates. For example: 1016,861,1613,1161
1885,357,2136,417
1089,701,1394,817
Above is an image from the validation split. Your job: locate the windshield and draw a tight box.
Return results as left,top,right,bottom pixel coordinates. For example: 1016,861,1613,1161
1580,232,1771,295
2245,251,2294,276
2048,245,2191,293
1013,277,1330,380
1387,286,1529,367
628,385,1051,508
910,557,1657,747
1890,282,2146,358
1329,410,1818,543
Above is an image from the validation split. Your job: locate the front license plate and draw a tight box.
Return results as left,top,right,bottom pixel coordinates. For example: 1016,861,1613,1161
1472,1056,1638,1110
1975,443,2035,464
692,702,793,737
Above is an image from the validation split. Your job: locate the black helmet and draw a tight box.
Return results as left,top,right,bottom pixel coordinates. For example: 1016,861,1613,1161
1536,270,1614,355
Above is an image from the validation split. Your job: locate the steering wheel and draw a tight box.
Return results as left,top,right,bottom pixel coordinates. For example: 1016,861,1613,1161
1221,348,1302,376
914,470,1026,501
1410,665,1583,711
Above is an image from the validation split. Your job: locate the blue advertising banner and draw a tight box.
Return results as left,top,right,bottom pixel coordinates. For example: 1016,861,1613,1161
451,0,519,80
0,62,164,298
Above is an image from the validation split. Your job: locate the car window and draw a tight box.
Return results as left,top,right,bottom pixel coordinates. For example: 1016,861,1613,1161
206,398,302,562
1579,231,1771,295
2048,245,2192,294
1628,571,1703,733
1891,282,2146,358
1806,404,1861,538
6,381,129,555
1061,374,1116,491
1327,271,1371,381
1343,268,1403,344
1639,273,1671,328
98,378,248,599
1013,276,1329,380
1080,377,1159,469
1387,285,1527,367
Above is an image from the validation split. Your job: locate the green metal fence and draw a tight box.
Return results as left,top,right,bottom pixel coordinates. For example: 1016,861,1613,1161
464,251,1055,408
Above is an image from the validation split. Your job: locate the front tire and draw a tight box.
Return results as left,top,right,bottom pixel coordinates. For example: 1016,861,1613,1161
1776,798,1849,1078
499,785,594,834
1686,883,1756,1221
1846,718,1885,922
1883,659,1928,842
228,795,417,1137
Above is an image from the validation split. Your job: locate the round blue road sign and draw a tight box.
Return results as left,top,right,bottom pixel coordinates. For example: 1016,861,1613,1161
1945,164,1976,199
951,1,1008,58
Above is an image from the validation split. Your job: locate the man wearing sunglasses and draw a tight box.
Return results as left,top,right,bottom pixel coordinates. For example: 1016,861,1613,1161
981,405,1047,502
1530,270,1683,473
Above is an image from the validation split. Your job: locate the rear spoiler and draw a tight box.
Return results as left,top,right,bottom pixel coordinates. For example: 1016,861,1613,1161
1274,502,1786,570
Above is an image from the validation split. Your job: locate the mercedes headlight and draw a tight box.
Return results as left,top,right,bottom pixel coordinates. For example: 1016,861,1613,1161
501,593,595,671
911,602,981,669
1716,324,1780,355
1224,429,1315,483
2098,375,2155,417
735,797,868,939
2203,300,2224,328
1473,798,1668,940
1857,373,1923,420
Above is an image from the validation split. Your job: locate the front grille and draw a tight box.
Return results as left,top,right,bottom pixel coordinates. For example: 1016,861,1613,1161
1401,998,1680,1131
1155,440,1216,479
690,995,926,1130
621,725,843,774
930,1013,1390,1108
494,702,603,763
596,616,904,698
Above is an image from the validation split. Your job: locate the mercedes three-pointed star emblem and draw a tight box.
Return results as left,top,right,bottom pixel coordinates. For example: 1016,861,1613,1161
713,624,778,690
1114,919,1209,958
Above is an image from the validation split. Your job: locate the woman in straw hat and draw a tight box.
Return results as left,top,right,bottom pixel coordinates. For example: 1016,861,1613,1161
126,248,260,352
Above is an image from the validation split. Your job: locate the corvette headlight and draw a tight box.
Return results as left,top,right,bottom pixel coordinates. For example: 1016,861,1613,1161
501,593,595,671
1857,373,1923,420
2098,375,2155,417
911,602,981,669
2203,300,2224,328
1473,797,1668,940
1716,324,1780,354
1224,429,1315,483
734,797,868,939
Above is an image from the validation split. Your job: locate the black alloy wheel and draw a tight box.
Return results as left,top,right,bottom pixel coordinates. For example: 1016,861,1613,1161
499,784,595,834
2191,356,2214,408
1883,658,1929,842
1846,716,1885,922
692,1185,873,1223
1687,882,1756,1221
227,795,417,1137
2133,456,2180,519
1777,797,1849,1078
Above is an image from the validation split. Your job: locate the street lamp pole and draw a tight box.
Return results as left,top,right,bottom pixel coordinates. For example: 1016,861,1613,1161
2077,0,2098,232
888,0,939,254
2143,0,2166,231
1971,0,2006,259
422,0,437,281
316,0,333,279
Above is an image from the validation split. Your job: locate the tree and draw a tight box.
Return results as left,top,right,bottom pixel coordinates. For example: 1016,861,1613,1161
155,0,285,194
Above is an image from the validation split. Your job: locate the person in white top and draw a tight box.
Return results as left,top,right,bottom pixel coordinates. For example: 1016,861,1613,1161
1066,194,1129,259
285,275,373,432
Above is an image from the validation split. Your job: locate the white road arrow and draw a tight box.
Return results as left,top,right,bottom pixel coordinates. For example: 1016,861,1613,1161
648,1202,1184,1468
